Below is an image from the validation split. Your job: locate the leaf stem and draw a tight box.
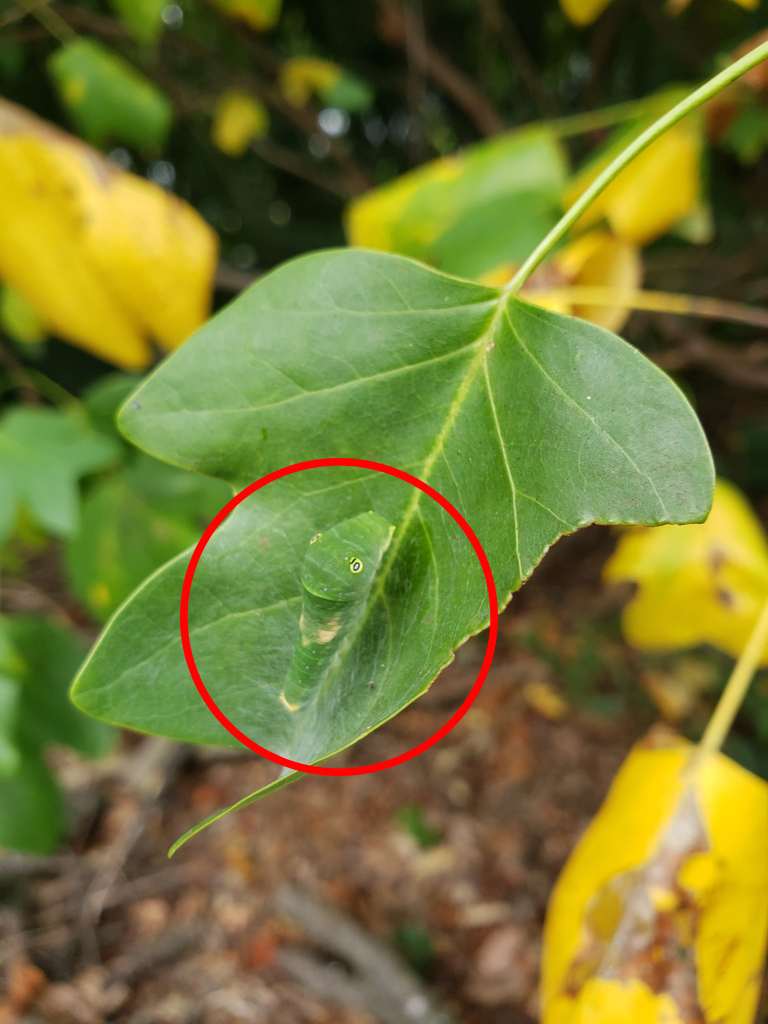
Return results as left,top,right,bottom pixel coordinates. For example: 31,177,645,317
694,594,768,764
505,39,768,297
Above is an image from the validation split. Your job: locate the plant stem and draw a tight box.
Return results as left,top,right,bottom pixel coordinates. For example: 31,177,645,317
12,0,75,43
522,286,768,329
694,594,768,764
505,39,768,296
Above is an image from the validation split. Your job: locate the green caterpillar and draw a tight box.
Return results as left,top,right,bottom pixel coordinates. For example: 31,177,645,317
279,511,395,712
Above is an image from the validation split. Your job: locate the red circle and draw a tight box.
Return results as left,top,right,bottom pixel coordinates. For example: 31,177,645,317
180,458,498,775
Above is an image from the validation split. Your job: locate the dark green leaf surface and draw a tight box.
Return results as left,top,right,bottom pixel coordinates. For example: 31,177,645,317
73,250,713,781
0,407,119,542
0,740,63,853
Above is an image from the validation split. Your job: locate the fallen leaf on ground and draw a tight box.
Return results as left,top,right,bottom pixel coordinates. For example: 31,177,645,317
541,726,768,1024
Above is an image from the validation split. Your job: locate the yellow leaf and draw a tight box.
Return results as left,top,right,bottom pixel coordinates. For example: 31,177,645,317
207,0,281,31
211,90,269,158
604,478,768,664
731,0,760,8
522,680,569,721
559,0,615,25
0,283,45,345
482,230,643,333
542,727,768,1024
0,99,218,369
279,57,342,108
564,117,702,245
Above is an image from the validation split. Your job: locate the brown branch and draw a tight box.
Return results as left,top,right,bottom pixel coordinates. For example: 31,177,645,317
377,0,503,136
276,886,459,1024
649,315,768,390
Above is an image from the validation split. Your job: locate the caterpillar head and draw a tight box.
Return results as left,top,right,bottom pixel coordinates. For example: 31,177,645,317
302,511,395,602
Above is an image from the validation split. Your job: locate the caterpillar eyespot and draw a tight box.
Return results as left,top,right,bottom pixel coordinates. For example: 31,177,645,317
279,511,395,713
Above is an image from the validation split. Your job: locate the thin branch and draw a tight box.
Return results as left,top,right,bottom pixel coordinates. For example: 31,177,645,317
12,0,74,43
377,0,503,136
276,886,459,1024
524,286,768,330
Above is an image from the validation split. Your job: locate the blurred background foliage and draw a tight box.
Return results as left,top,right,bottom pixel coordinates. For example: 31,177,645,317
2,0,768,855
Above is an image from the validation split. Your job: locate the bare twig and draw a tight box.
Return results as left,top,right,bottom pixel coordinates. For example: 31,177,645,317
377,0,503,136
651,323,768,391
276,886,458,1024
79,738,187,962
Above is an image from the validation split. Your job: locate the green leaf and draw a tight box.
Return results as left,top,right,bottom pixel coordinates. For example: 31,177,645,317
321,71,374,113
722,103,768,166
346,127,567,266
72,250,714,848
0,283,46,345
107,0,167,45
47,39,173,151
66,454,232,621
8,617,115,758
429,189,560,279
0,740,64,853
0,407,120,542
83,371,144,443
0,674,21,776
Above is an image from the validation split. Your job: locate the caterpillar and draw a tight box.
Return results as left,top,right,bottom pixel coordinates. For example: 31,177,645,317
279,511,395,712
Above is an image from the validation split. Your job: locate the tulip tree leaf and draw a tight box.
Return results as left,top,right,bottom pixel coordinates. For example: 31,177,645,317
48,39,173,151
71,249,714,843
0,407,119,542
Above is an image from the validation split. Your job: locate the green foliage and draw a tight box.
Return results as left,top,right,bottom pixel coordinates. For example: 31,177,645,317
394,804,443,849
0,284,45,346
722,103,768,165
106,0,167,45
0,406,119,543
66,454,232,621
322,71,374,113
0,617,114,853
71,249,713,844
47,39,173,151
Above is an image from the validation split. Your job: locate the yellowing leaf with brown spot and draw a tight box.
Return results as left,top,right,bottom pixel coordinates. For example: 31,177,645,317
604,479,768,664
279,57,342,107
482,230,642,333
559,0,615,25
564,115,702,246
542,727,768,1024
211,90,269,158
0,99,218,369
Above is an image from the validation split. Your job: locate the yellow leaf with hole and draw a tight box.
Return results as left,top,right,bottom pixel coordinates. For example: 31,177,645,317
0,283,45,345
481,229,642,333
211,90,269,158
565,115,702,245
0,99,218,370
207,0,281,30
604,478,768,663
559,0,615,25
279,57,342,107
542,727,768,1024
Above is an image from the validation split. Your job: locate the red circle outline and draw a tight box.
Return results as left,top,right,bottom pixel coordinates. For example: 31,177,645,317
180,458,498,775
